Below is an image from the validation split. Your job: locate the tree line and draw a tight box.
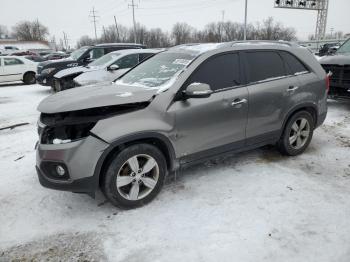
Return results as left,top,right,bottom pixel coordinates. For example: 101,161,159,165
79,17,297,48
1,17,297,49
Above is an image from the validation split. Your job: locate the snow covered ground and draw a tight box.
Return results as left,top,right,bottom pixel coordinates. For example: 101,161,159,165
0,83,350,262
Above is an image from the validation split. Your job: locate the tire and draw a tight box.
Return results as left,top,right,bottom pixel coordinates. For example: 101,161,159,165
23,72,36,85
277,111,314,156
101,144,167,209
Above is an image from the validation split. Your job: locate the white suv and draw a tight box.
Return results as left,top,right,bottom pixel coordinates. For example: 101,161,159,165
0,56,37,85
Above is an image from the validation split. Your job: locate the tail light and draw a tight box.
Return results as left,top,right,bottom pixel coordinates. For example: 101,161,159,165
325,72,332,93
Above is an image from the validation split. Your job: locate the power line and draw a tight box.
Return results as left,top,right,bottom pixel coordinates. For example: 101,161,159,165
89,7,99,40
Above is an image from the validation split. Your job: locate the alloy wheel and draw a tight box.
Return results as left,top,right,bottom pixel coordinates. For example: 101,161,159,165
116,154,159,201
289,117,311,150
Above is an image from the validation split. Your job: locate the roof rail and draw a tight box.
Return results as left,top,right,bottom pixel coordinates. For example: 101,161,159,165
230,40,300,47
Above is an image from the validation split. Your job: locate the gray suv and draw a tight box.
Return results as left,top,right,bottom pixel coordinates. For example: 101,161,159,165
36,41,328,209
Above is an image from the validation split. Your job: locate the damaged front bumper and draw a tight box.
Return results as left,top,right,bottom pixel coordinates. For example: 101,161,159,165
36,135,109,196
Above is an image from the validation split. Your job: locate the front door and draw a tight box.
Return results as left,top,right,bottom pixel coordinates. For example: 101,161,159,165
170,52,248,162
3,57,24,82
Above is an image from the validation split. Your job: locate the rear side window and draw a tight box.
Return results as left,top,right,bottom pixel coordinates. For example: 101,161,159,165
4,58,24,66
245,51,286,83
280,51,309,75
139,53,153,62
187,53,240,91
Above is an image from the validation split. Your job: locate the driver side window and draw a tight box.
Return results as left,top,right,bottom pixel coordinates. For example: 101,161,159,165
186,53,240,91
113,54,139,69
89,48,105,59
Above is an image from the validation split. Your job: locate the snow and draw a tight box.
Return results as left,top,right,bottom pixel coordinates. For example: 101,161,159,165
1,83,350,261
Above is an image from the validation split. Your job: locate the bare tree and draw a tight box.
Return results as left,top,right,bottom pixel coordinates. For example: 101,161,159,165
0,25,9,39
12,20,49,41
172,23,195,45
77,35,96,48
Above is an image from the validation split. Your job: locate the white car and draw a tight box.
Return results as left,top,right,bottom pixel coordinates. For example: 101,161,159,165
53,49,162,91
0,46,20,55
0,56,37,85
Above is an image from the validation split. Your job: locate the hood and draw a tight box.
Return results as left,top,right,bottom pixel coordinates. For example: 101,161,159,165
319,53,350,66
54,66,87,79
37,82,157,114
74,68,130,86
38,57,75,68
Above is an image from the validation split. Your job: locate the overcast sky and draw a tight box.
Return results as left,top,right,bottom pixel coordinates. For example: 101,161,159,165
1,0,349,46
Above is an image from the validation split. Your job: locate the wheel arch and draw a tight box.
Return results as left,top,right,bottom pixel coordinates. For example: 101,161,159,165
93,132,178,188
23,70,36,80
281,102,318,137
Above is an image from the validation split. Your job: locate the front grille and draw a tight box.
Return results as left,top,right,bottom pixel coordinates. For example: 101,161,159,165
37,66,43,74
322,64,350,87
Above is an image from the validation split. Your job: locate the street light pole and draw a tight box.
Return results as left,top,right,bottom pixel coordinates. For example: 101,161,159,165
244,0,248,40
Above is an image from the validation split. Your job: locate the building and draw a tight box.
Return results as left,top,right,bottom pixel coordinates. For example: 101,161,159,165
0,39,53,53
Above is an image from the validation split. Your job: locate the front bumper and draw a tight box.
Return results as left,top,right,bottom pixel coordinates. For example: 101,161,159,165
36,135,109,195
36,73,53,87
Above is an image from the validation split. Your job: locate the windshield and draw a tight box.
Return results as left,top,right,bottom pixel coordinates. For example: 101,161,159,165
116,52,196,89
89,52,121,67
70,47,89,60
336,39,350,54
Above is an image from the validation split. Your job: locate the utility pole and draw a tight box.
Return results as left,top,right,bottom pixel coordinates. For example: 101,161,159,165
244,0,248,40
114,15,120,41
128,0,138,43
89,7,99,41
222,10,225,23
102,26,107,41
36,18,41,40
63,31,69,50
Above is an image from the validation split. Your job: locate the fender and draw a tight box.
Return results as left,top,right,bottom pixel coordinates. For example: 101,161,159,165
91,131,178,190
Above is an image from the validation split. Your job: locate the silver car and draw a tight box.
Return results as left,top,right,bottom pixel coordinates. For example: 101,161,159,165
36,41,328,209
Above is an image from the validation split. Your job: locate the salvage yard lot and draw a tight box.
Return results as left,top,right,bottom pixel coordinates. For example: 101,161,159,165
1,83,350,261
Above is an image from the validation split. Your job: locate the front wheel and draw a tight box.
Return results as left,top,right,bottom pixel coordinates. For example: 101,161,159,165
277,111,314,156
102,144,167,209
23,72,36,85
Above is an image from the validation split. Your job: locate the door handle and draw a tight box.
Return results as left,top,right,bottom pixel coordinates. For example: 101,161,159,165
287,86,299,92
231,98,247,106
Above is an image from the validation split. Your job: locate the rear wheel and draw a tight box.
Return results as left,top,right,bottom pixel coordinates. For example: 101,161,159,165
277,111,314,156
23,72,36,85
102,144,167,209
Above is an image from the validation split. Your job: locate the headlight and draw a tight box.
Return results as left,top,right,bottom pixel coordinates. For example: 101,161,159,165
41,122,96,144
41,68,56,75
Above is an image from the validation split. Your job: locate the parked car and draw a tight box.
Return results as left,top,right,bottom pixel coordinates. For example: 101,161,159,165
0,56,37,84
25,55,46,63
318,43,340,56
36,41,328,209
0,46,20,55
36,43,146,87
43,52,70,61
319,38,350,99
53,49,162,92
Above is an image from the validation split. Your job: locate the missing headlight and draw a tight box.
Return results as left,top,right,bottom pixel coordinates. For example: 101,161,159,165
41,122,96,144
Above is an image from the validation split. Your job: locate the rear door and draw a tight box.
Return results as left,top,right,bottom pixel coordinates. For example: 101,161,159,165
243,50,301,145
172,52,248,161
2,57,24,81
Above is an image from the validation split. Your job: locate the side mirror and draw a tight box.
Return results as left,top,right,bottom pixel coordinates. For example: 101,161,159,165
83,57,92,63
108,64,119,71
183,83,213,99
